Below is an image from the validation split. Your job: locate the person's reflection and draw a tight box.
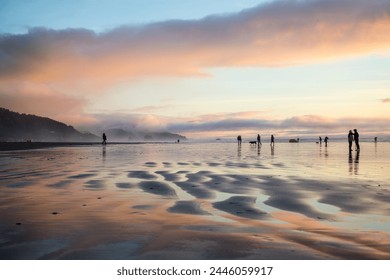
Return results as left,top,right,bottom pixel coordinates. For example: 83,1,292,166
348,151,353,174
271,145,275,156
354,150,360,175
375,141,378,157
237,143,242,158
257,144,261,156
348,150,359,175
102,146,106,162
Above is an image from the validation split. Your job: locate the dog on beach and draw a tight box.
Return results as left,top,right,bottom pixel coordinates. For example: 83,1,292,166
249,141,257,145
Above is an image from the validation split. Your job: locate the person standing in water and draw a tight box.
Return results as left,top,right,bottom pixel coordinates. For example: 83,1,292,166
270,135,275,147
353,129,360,151
348,130,354,151
319,136,322,145
237,135,242,145
102,133,107,145
324,136,328,147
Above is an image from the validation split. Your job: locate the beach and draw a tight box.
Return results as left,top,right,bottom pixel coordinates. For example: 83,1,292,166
0,141,389,259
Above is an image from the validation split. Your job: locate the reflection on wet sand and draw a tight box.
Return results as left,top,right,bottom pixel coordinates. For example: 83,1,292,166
0,143,389,259
349,150,360,175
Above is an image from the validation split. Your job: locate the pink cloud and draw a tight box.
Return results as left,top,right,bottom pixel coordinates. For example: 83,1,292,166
0,82,87,124
1,0,390,85
1,0,390,129
131,104,173,114
383,98,390,103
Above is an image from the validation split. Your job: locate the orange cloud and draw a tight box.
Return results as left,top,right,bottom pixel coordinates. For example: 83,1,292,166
1,0,390,86
0,81,87,123
1,0,390,129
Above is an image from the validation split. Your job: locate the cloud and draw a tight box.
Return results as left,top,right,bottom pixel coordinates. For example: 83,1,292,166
383,98,390,103
1,0,390,85
131,104,173,113
1,0,390,131
83,111,390,138
168,114,390,136
0,82,87,121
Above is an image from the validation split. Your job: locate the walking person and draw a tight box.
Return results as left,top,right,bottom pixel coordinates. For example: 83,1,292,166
102,133,107,145
319,136,322,145
353,129,360,151
257,134,262,146
324,136,328,147
348,130,353,151
270,135,275,147
237,135,242,145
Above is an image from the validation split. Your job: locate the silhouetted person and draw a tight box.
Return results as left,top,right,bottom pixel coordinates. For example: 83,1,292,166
237,135,242,144
319,136,322,145
353,129,360,151
102,133,107,145
324,136,328,147
348,130,353,151
374,137,377,143
257,134,262,146
177,139,180,143
270,135,275,147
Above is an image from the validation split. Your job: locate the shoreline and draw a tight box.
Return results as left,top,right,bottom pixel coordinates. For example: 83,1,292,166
0,141,179,151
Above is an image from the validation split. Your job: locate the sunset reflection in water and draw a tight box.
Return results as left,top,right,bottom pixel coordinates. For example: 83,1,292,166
0,142,389,259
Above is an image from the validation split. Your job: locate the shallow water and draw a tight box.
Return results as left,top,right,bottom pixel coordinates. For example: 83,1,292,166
0,142,389,259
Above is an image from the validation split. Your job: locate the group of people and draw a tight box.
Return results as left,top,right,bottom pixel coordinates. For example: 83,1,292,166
348,129,360,151
320,129,361,151
237,134,275,146
103,130,367,151
318,136,329,146
237,129,364,152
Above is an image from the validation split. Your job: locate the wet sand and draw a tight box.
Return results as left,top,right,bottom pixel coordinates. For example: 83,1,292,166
0,142,389,259
0,141,176,151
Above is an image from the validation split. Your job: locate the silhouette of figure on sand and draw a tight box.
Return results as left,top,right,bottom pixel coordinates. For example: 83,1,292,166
353,129,360,151
374,137,377,143
270,135,275,147
324,136,328,147
348,130,353,151
319,136,322,145
102,133,107,145
257,134,262,146
237,135,242,144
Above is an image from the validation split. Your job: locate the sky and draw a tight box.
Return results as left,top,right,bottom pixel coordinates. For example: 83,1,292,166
0,0,390,139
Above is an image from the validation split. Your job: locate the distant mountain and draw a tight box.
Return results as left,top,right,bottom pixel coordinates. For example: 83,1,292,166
104,128,186,142
0,108,99,142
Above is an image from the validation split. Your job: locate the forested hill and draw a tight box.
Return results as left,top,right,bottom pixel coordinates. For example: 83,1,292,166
0,107,99,142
